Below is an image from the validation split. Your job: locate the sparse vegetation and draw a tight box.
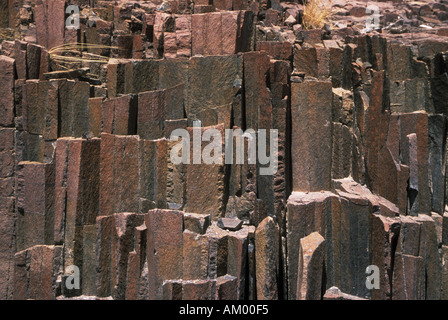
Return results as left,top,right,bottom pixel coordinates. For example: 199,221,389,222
302,0,334,30
0,28,15,42
48,43,118,70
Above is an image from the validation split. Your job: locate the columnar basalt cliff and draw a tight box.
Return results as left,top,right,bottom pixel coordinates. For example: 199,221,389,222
2,0,448,300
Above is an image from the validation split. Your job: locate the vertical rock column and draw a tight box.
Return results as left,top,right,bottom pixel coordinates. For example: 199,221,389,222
255,216,280,300
54,137,100,296
34,0,65,50
146,209,183,300
291,80,333,192
286,79,333,300
0,56,15,300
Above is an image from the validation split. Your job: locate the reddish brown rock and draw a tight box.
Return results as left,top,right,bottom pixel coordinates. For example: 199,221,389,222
111,212,145,300
23,80,59,140
0,195,15,300
26,43,43,80
133,222,149,300
324,40,344,87
331,122,353,180
116,34,134,59
162,280,183,300
182,230,209,280
204,224,229,279
54,138,82,266
14,40,27,80
0,0,8,28
204,13,222,56
332,179,379,299
255,216,280,300
58,80,91,138
293,45,324,78
16,161,55,251
137,90,166,140
227,227,249,299
392,253,425,300
8,3,448,303
14,131,45,164
185,124,226,220
54,138,100,246
14,79,26,120
428,115,446,214
323,286,367,300
107,59,133,98
442,245,448,300
34,0,65,50
243,51,272,131
363,70,386,197
88,98,102,138
333,177,399,217
204,223,250,299
221,11,239,55
182,279,217,300
186,55,242,124
297,232,325,300
146,209,183,300
216,275,238,300
99,134,139,216
214,0,232,10
415,214,442,300
387,42,415,80
124,251,138,300
163,32,178,59
0,56,15,127
342,43,356,90
153,12,172,59
139,138,168,212
286,191,336,299
399,112,431,215
370,214,401,300
0,128,14,180
101,94,137,136
191,13,206,56
193,5,214,13
175,15,192,58
166,119,187,210
257,41,293,61
291,80,332,192
95,215,113,297
191,11,253,57
184,212,211,234
13,245,62,300
82,224,96,296
0,177,14,198
52,137,100,292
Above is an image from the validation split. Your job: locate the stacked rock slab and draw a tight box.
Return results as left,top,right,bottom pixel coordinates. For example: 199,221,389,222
2,0,448,301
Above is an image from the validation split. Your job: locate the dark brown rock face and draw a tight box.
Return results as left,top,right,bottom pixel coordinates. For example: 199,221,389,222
3,0,448,302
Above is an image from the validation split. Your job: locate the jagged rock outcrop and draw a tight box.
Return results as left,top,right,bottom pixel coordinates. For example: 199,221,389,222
2,0,448,301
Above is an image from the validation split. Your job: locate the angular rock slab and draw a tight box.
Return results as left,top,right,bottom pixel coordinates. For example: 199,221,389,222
286,191,337,300
14,245,63,300
0,56,15,127
146,209,183,300
297,232,325,300
255,216,280,300
291,80,333,192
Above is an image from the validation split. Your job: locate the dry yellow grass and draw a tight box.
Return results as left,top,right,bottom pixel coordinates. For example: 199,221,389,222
49,42,118,69
302,0,334,30
0,29,15,42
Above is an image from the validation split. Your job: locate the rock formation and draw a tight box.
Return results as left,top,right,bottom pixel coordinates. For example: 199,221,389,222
1,0,448,300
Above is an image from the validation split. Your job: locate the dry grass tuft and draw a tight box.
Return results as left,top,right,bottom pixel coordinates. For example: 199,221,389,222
49,43,118,70
302,0,334,30
0,28,15,42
